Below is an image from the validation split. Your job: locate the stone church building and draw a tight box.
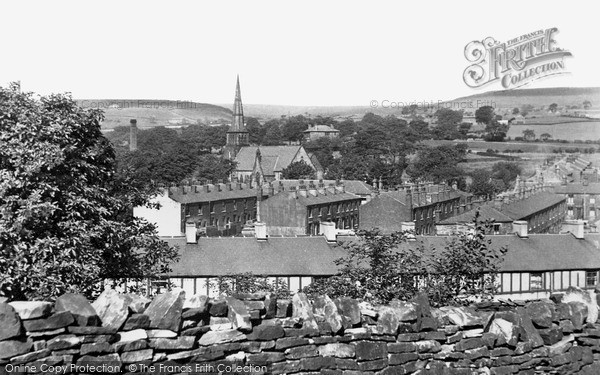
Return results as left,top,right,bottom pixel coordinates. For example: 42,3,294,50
223,76,318,182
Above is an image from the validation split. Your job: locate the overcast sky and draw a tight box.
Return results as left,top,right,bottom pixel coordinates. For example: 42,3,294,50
0,0,597,106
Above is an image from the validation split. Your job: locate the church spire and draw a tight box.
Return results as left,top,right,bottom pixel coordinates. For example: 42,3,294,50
224,75,249,160
232,75,244,131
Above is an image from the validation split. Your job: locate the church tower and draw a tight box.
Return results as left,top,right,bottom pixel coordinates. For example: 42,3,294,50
224,75,249,160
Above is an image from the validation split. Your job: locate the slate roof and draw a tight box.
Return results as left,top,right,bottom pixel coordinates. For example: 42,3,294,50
164,233,600,278
277,179,373,196
234,146,303,174
497,192,565,220
554,183,600,195
266,189,362,206
359,193,412,233
408,234,600,272
438,205,513,225
303,125,340,133
169,184,262,204
165,236,346,277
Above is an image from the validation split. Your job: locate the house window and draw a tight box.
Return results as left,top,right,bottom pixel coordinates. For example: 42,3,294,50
567,195,574,204
185,205,191,217
568,209,573,217
493,224,501,235
210,202,215,213
530,273,544,290
308,208,313,218
591,197,596,205
233,200,237,210
586,271,598,287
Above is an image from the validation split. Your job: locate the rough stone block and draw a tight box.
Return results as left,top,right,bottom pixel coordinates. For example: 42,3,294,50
46,335,80,351
55,293,100,326
0,302,22,341
91,289,131,331
120,348,153,363
0,338,33,360
9,301,53,320
355,341,387,361
23,311,74,332
126,293,151,314
149,336,195,350
226,297,252,331
246,322,285,341
197,329,245,346
526,300,554,328
122,313,150,331
438,306,481,327
144,289,185,332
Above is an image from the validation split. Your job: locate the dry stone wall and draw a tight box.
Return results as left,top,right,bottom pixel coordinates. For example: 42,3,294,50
1,288,600,374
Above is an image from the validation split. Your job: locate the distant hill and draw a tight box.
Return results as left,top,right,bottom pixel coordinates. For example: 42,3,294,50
446,87,600,112
75,99,232,129
231,104,375,119
83,87,600,126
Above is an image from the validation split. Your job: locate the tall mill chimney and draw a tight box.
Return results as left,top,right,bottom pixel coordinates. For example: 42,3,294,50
129,119,138,152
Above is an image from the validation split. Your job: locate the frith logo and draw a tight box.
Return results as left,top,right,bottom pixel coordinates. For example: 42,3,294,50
463,28,572,90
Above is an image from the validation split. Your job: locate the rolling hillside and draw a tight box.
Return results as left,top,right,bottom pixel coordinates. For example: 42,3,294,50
75,99,232,129
446,87,600,112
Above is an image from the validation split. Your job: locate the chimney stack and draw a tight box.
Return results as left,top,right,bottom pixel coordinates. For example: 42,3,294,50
320,221,337,242
400,221,416,241
562,219,585,239
255,222,267,241
129,119,138,152
185,222,197,244
512,220,529,238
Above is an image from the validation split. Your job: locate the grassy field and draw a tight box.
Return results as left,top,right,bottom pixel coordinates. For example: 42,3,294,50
423,139,600,153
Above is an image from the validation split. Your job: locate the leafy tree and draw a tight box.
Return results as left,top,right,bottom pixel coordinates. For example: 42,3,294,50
191,155,237,182
262,120,284,145
304,137,338,171
520,104,534,117
245,117,263,145
583,100,592,110
305,217,506,306
522,129,535,141
0,84,178,300
335,119,357,138
435,108,463,127
281,115,309,143
408,120,430,140
304,230,423,304
210,272,291,298
425,214,507,306
406,145,465,184
458,123,472,138
281,160,316,179
549,103,558,113
401,104,419,115
180,124,228,153
540,133,552,142
484,120,509,142
475,106,495,125
492,161,522,188
468,169,505,199
512,107,520,115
